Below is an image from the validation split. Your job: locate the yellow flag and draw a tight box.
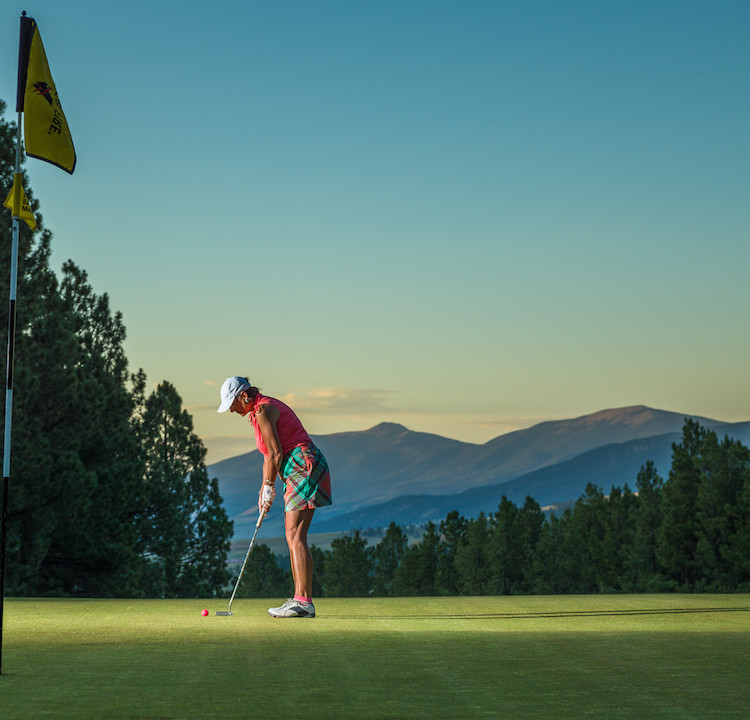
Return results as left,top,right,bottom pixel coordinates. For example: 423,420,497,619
3,174,37,231
21,18,76,174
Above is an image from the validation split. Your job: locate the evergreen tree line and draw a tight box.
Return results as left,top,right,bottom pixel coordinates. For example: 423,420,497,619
0,102,232,597
238,419,750,598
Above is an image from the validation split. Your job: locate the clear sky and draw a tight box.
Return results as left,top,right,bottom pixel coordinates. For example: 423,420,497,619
2,1,749,464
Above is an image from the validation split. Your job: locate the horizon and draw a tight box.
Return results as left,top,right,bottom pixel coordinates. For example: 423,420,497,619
205,402,749,466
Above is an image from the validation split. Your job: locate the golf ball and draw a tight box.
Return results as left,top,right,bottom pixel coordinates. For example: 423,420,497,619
201,609,209,616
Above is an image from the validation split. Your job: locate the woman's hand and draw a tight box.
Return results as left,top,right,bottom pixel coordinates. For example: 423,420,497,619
258,483,276,515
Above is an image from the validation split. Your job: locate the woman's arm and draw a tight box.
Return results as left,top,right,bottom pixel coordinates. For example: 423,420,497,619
256,403,283,504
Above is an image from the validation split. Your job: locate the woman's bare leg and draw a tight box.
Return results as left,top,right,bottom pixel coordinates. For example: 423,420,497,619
285,508,315,597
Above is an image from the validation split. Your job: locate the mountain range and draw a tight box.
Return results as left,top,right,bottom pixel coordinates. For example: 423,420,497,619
208,405,750,538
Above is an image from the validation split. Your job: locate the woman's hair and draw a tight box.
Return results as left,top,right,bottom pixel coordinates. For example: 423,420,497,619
242,378,259,399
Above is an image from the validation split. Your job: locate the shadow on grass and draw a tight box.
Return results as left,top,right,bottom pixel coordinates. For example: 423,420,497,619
332,606,750,620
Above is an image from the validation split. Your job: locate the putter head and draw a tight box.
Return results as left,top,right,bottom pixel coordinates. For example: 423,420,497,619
215,611,233,616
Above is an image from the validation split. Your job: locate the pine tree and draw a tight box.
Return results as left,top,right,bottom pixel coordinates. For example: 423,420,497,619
567,484,609,592
437,511,467,595
310,544,328,597
516,496,545,593
658,419,705,588
695,433,750,589
490,497,520,594
324,530,372,596
455,514,492,595
235,543,290,598
601,485,637,591
723,472,750,590
372,522,409,596
532,510,573,594
134,381,232,597
393,522,440,596
632,460,664,589
37,262,144,596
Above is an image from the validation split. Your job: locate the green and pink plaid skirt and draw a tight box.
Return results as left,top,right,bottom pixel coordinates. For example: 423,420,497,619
281,443,332,512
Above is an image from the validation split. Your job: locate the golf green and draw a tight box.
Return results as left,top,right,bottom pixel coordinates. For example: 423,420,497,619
2,595,749,719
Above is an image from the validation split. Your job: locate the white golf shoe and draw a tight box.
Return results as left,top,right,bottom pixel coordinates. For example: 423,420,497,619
267,598,316,618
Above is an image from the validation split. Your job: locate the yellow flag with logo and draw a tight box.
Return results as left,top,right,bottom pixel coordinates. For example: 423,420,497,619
3,174,37,231
20,17,76,174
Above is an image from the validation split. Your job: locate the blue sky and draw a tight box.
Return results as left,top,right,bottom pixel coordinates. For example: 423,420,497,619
2,1,749,463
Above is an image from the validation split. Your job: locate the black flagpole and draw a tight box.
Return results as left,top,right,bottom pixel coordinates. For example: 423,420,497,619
0,12,33,676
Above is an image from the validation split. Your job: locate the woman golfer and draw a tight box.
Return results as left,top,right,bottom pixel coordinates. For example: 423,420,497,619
218,376,332,618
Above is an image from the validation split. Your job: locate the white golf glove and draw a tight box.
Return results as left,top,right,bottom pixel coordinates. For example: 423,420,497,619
259,484,276,514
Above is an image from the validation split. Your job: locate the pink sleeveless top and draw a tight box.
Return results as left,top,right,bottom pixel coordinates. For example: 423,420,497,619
248,393,311,457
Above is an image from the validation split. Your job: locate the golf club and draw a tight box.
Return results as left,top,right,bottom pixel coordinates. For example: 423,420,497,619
216,510,265,616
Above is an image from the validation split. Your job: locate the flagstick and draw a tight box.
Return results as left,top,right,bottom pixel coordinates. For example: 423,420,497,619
0,13,28,675
0,111,23,677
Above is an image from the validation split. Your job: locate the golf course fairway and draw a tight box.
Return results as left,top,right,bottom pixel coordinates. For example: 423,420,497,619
1,594,748,719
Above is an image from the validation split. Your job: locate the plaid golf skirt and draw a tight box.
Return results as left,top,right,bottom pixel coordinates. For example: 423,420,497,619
281,443,332,512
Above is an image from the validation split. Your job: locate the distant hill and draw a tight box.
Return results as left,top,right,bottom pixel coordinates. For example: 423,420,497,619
310,432,677,531
312,420,750,534
209,406,747,538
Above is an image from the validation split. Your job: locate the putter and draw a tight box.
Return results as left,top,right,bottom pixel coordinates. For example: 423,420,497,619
216,511,265,616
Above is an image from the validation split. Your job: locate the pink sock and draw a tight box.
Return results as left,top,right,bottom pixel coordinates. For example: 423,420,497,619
294,596,312,604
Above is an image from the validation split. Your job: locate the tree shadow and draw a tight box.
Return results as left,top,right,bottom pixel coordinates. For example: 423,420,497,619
332,606,750,620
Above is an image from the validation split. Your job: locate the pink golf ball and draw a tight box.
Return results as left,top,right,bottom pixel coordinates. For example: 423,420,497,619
201,609,209,616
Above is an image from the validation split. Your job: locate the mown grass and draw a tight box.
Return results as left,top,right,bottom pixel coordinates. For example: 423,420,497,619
2,595,749,719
